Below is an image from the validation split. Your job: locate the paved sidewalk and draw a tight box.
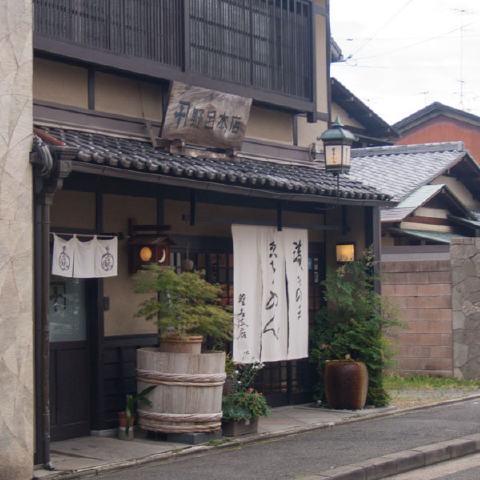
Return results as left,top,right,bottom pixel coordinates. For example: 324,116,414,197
33,394,480,480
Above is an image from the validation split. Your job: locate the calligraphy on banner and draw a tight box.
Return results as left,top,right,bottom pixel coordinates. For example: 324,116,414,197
161,82,252,149
232,225,309,364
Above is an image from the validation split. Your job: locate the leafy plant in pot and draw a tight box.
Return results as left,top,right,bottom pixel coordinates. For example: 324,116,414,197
118,386,156,440
222,361,270,436
134,265,232,352
133,265,233,434
311,251,401,409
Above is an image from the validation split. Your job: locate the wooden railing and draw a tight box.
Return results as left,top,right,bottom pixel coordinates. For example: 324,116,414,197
33,0,314,104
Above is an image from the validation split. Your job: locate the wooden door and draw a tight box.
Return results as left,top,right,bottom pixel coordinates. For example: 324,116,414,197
49,277,92,441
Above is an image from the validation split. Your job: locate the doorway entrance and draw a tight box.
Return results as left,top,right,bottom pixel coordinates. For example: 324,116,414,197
171,239,324,406
48,277,92,440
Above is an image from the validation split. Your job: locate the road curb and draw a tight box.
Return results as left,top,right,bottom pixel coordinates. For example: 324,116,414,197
306,434,480,480
33,394,480,480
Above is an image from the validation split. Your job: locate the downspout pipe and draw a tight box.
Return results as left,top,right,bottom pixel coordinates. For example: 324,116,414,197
31,138,72,469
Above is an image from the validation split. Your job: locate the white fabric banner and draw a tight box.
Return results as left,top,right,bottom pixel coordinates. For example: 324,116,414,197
232,224,309,364
73,237,96,278
232,225,262,363
52,234,118,279
52,234,74,277
283,228,309,360
94,237,118,278
259,227,288,363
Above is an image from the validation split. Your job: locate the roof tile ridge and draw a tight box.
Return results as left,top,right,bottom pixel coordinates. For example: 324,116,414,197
352,141,465,157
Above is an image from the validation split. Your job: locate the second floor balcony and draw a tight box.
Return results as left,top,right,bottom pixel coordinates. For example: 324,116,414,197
34,0,316,113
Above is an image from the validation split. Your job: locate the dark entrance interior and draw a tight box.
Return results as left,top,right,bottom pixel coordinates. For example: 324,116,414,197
48,277,94,441
171,239,324,406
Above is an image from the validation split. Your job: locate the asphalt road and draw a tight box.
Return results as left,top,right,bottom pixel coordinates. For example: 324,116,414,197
98,400,480,480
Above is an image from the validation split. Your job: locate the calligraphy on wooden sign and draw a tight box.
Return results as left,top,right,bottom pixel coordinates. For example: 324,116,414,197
161,82,252,149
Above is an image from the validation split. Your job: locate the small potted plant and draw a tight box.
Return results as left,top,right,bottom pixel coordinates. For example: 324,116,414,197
118,386,156,440
222,362,270,436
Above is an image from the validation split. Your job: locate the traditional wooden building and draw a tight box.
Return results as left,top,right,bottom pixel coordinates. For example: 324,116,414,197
19,0,394,471
351,142,480,247
394,102,480,164
350,141,480,378
331,78,398,147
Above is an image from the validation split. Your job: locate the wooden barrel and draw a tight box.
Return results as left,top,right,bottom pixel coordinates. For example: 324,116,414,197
136,347,226,433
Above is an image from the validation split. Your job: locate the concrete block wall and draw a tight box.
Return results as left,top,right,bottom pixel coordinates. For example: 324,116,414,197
382,260,453,377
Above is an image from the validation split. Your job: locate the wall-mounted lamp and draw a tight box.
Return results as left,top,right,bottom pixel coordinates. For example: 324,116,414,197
336,243,355,263
319,117,356,175
128,236,173,273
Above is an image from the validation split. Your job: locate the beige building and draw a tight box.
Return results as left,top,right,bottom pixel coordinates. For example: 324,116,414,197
1,1,392,476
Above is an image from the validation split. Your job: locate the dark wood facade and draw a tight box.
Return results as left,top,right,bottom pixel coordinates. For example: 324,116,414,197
33,0,315,113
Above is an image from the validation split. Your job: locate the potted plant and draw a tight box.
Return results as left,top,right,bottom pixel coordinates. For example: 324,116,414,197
118,386,156,440
134,266,232,353
133,265,233,434
311,251,401,409
222,362,270,436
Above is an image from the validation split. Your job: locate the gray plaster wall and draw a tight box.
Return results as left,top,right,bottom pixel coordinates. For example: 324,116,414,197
451,238,480,379
0,0,34,478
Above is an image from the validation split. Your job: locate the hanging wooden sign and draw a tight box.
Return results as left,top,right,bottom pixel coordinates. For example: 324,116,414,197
161,82,252,149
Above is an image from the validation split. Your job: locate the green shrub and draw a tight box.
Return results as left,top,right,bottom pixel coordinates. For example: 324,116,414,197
311,252,401,407
222,390,271,421
133,265,232,346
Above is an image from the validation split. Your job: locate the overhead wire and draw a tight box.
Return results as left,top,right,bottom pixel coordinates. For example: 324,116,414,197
349,0,416,57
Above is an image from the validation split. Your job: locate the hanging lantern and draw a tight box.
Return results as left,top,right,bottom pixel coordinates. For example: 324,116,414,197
128,236,173,273
336,243,355,263
319,118,356,175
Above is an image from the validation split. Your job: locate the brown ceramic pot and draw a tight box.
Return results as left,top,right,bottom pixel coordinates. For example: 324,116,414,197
324,359,368,410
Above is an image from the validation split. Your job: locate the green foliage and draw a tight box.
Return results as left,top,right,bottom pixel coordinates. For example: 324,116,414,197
124,385,156,434
385,374,480,391
222,390,271,421
311,252,402,407
134,265,232,345
222,360,270,421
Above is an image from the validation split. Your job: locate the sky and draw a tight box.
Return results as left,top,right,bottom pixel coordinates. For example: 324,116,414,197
330,0,480,125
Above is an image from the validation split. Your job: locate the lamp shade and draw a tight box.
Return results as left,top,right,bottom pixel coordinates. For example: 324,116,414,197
319,118,356,175
336,243,355,263
128,236,173,273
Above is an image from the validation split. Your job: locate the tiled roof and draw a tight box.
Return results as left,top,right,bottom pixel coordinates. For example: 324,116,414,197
36,126,391,202
381,184,445,223
331,78,397,140
350,142,466,202
392,228,458,245
394,102,480,132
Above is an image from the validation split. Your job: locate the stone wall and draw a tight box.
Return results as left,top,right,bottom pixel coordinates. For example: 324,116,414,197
382,260,453,376
451,238,480,379
0,0,34,478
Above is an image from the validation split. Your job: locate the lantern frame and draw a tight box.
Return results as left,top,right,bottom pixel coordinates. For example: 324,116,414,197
319,118,356,175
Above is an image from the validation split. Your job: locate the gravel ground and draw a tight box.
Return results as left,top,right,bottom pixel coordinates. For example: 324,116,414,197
389,388,480,409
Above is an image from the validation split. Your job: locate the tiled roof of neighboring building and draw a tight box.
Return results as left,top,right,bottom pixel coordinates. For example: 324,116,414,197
394,102,480,133
331,78,397,141
35,126,391,202
380,184,445,223
381,183,445,222
350,142,467,202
